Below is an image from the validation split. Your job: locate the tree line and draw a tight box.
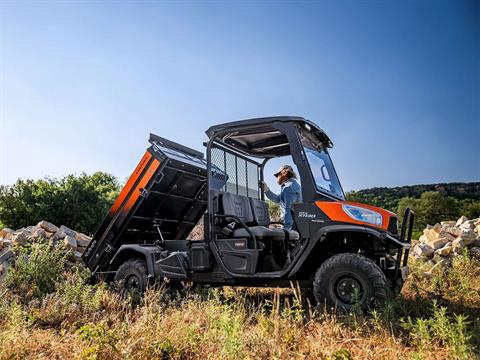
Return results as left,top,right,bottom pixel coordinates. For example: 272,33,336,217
0,172,120,235
1,173,479,235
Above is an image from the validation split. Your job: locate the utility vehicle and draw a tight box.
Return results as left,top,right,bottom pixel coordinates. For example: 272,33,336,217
82,116,414,310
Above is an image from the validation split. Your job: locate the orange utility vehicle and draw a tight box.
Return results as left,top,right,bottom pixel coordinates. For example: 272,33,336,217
82,117,414,310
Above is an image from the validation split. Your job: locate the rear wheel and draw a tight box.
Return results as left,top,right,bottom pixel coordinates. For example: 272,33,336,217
313,253,387,311
114,259,149,296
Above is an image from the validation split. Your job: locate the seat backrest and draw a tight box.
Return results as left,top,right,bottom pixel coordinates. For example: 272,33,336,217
221,192,254,224
250,198,271,227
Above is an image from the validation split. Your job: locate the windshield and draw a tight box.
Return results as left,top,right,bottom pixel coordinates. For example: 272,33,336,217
298,128,345,200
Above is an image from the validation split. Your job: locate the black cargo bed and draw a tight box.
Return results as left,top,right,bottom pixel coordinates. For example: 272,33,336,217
82,134,216,273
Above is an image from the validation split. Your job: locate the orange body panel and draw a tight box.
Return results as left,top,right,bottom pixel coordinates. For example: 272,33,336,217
315,201,396,231
108,151,159,215
122,157,161,213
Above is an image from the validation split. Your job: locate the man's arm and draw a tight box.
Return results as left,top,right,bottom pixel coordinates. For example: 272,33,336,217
265,189,281,203
262,181,280,203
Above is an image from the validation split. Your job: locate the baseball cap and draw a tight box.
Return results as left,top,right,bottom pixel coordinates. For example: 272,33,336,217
274,165,295,177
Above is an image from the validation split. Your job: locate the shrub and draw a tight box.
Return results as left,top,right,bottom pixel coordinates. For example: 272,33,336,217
3,243,66,300
76,322,122,359
401,301,472,359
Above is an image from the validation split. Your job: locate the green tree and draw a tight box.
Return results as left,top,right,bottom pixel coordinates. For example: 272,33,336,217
459,199,480,220
397,191,460,230
0,172,120,234
417,191,460,225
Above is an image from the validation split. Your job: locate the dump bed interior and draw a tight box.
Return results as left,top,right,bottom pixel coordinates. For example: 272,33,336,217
82,134,214,272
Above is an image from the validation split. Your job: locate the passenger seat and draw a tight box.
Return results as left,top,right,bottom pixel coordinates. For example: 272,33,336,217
249,198,300,241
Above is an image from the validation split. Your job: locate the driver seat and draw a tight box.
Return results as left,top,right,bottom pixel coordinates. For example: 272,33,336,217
219,192,300,242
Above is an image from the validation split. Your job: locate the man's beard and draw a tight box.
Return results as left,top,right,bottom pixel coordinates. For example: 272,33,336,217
277,174,288,185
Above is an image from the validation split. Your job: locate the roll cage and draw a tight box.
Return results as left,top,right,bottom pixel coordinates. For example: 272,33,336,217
205,116,345,210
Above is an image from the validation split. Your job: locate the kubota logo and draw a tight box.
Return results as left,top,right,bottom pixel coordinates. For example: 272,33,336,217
298,212,316,218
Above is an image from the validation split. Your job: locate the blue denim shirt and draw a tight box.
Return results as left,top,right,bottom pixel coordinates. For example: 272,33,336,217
265,178,302,230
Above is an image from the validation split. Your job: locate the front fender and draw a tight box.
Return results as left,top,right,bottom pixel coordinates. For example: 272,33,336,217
288,224,383,277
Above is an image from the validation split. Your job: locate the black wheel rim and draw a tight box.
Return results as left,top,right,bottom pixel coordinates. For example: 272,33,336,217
334,274,364,305
125,274,141,291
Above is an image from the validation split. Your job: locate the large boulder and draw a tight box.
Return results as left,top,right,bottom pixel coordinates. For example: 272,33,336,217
12,229,31,246
421,226,454,244
459,221,475,231
52,230,67,242
413,243,434,258
443,226,463,237
458,231,477,246
59,225,77,238
75,233,91,247
37,220,59,233
0,248,14,263
30,226,47,241
427,237,451,250
455,216,468,227
0,228,15,240
63,235,77,250
0,249,15,282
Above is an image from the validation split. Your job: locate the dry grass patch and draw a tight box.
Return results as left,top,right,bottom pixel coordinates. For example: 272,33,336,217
1,249,479,359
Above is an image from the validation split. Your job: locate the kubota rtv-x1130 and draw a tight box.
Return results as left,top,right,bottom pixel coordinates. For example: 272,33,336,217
82,116,414,310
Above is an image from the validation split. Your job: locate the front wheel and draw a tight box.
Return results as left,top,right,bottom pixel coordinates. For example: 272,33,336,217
313,253,387,311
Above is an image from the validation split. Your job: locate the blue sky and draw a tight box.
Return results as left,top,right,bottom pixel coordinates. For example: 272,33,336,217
1,1,479,192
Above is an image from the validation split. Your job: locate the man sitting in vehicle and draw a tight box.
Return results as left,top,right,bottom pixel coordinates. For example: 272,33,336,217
262,165,302,230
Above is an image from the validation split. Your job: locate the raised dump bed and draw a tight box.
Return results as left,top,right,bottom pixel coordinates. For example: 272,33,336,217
82,134,220,273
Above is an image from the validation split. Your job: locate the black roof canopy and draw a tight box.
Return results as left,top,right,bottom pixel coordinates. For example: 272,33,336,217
205,116,333,158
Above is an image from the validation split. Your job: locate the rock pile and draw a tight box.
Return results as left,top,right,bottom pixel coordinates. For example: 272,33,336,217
0,221,92,281
412,216,480,266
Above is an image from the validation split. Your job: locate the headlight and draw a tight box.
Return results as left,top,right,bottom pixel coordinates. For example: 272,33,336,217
342,205,383,226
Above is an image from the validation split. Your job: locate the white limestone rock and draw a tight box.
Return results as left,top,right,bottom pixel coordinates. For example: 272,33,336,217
37,220,59,234
455,216,468,227
63,235,77,250
413,243,434,258
75,233,91,247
